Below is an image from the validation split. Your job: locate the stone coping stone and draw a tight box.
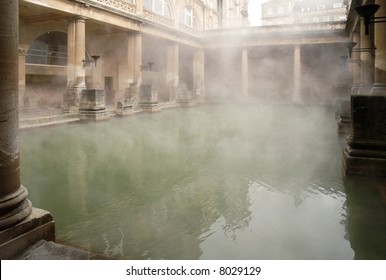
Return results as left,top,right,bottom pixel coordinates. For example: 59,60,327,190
17,240,89,260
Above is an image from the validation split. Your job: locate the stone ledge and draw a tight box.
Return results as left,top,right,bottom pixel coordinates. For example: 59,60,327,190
0,208,55,259
17,240,89,260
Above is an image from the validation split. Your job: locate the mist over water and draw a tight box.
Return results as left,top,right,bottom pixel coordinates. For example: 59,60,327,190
19,104,386,259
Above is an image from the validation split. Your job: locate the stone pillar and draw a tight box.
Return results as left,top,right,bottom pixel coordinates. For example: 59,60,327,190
193,48,205,100
351,32,361,95
18,47,26,108
64,16,86,112
241,47,248,97
134,32,142,87
358,16,374,95
74,16,86,88
133,32,142,106
292,44,302,104
67,17,75,88
371,0,386,95
0,1,54,259
167,42,179,101
0,0,31,230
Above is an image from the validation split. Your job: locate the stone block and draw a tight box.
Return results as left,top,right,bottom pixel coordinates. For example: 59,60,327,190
0,208,55,259
78,89,109,121
343,95,386,176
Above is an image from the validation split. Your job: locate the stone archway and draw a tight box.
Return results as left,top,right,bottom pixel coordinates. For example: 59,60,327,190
24,31,67,109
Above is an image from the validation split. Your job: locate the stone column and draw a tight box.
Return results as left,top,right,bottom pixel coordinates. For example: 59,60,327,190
74,16,86,88
0,1,54,259
292,44,302,104
351,32,361,95
64,16,86,112
193,48,205,99
134,32,142,87
241,47,249,96
358,15,374,95
67,17,75,88
167,42,179,101
371,0,386,95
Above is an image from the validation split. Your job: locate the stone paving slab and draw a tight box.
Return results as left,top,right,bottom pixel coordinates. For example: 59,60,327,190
17,240,90,260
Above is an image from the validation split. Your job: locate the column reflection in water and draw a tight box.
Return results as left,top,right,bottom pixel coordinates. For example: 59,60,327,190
344,177,386,260
19,104,386,259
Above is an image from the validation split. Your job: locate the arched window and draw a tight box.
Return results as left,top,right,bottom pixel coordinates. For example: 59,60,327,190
144,0,172,18
180,6,198,29
26,32,67,66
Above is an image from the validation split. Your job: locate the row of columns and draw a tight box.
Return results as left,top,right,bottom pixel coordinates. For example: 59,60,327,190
351,0,386,95
240,45,302,103
63,16,204,111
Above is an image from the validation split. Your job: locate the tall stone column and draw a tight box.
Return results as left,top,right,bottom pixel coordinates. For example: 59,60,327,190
358,15,374,95
371,0,386,95
292,44,302,104
241,47,249,97
74,16,86,88
167,42,179,101
67,17,75,89
64,16,86,112
0,0,54,259
134,32,142,87
193,48,205,99
351,32,361,95
0,0,31,230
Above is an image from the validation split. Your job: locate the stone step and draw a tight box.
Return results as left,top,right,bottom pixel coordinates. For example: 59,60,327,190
19,114,80,129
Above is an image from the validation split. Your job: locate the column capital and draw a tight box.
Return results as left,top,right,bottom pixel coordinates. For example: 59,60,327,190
18,48,26,56
70,15,87,22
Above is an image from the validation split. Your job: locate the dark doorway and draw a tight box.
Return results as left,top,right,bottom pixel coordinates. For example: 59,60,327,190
105,76,114,105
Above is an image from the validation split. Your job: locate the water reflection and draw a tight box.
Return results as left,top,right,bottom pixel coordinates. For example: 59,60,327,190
344,177,386,259
19,104,385,259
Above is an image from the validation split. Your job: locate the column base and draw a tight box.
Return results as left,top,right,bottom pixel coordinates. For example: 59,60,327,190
371,83,386,95
351,85,361,95
338,114,351,134
343,149,386,177
342,95,386,177
335,98,351,134
358,84,373,95
0,207,55,259
140,102,161,112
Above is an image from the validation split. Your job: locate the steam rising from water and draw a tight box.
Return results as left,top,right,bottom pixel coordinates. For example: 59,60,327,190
20,103,358,259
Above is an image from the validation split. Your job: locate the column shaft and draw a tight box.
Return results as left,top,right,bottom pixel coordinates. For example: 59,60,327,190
351,32,361,95
241,47,248,96
134,32,143,85
358,16,374,94
74,16,86,88
67,18,75,86
0,0,31,229
193,48,205,97
371,0,386,94
167,42,179,101
293,45,302,104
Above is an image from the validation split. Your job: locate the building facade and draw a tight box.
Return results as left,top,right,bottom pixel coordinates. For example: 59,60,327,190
261,0,348,26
